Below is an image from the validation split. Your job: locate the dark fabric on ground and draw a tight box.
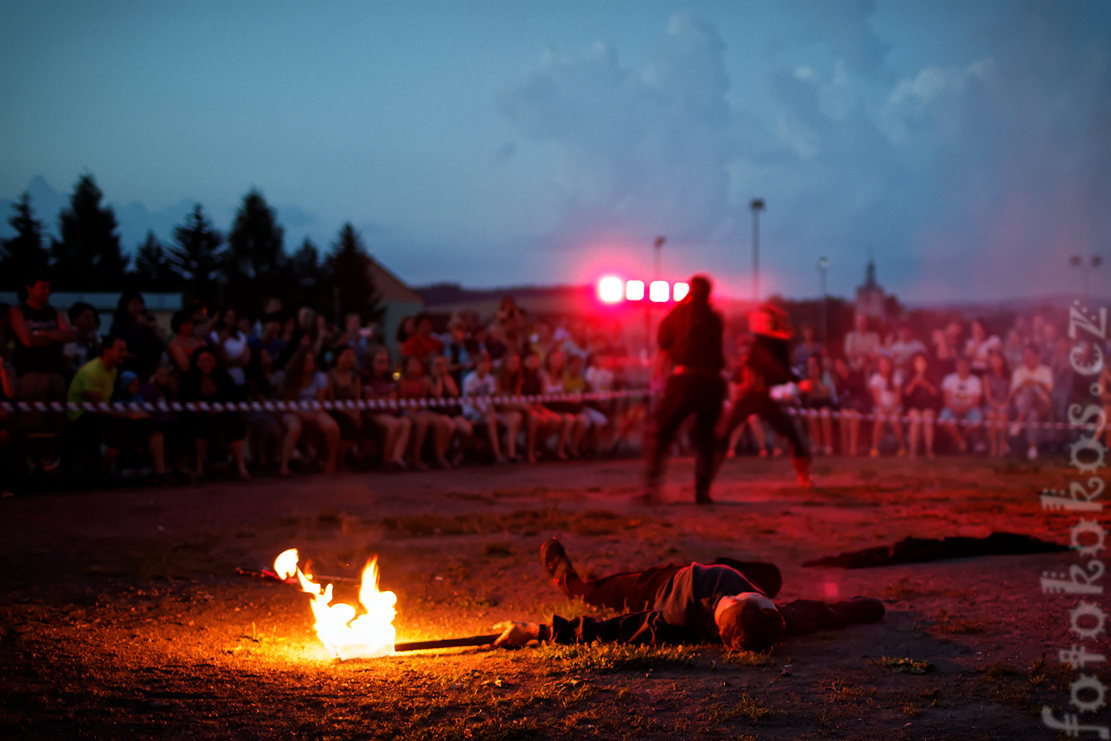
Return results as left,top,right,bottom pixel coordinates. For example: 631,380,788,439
801,531,1068,569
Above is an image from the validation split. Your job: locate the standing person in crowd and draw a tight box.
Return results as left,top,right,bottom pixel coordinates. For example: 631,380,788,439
462,352,521,463
495,295,524,336
902,352,940,459
211,307,251,389
792,324,824,374
831,355,869,457
277,347,340,475
964,320,1001,375
1002,328,1026,371
888,324,926,378
108,290,164,380
63,301,102,375
249,312,287,371
982,350,1012,458
642,275,727,504
66,334,166,483
930,327,958,380
798,353,836,456
843,313,880,373
427,353,473,466
179,346,250,480
362,347,412,470
395,315,416,348
9,270,75,473
442,317,474,388
868,355,906,457
717,303,812,487
401,313,445,363
335,312,375,372
939,357,983,454
168,308,207,376
326,346,367,470
541,347,587,460
1010,343,1053,460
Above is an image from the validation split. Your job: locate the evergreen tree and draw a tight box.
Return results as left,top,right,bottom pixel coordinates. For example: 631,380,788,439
0,192,49,290
169,204,225,304
278,237,324,310
50,174,129,290
323,223,383,324
131,231,178,291
226,189,285,280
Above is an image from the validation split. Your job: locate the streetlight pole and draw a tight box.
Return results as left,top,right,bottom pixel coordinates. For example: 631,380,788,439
750,198,765,303
646,236,667,358
817,256,829,341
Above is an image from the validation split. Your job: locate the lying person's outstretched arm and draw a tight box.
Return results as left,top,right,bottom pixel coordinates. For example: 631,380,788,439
495,610,694,648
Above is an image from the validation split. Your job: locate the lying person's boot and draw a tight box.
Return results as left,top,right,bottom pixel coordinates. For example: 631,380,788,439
828,597,886,624
540,538,580,588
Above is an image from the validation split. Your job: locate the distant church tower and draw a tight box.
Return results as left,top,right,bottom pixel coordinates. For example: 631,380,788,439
854,256,887,321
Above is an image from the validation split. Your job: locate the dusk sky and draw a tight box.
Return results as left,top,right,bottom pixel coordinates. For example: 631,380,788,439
1,1,1109,304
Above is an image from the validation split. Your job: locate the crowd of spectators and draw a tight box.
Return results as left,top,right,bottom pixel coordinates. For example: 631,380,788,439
0,278,642,491
738,311,1110,463
1,269,1108,494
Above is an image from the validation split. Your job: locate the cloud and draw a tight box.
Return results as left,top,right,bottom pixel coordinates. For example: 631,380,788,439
497,12,741,249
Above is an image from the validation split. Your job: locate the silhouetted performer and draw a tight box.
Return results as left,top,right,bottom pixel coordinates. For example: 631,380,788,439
719,303,812,486
643,275,725,504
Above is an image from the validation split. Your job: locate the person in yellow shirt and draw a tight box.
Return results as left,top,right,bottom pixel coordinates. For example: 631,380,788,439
67,335,166,481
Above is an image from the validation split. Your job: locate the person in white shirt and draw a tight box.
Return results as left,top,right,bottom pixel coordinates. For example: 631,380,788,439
939,357,983,454
462,353,521,463
1010,343,1053,460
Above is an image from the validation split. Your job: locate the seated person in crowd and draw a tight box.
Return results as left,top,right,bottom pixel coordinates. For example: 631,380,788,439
277,346,340,475
902,352,940,460
1011,343,1053,461
179,346,250,480
67,334,166,481
982,349,1011,458
868,355,905,456
798,353,836,456
939,357,983,453
362,347,412,470
462,352,521,463
427,353,473,467
398,354,455,469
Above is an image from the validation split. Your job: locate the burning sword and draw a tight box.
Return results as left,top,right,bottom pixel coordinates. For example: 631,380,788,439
239,550,501,656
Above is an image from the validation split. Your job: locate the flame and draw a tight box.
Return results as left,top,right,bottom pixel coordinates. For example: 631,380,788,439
274,548,397,660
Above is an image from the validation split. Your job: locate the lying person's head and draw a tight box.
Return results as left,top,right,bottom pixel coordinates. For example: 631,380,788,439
714,592,785,651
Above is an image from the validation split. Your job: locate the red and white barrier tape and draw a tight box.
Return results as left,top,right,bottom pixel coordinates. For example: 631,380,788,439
0,389,1101,432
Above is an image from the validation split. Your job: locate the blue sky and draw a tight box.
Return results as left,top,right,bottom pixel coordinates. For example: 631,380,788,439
1,1,1109,303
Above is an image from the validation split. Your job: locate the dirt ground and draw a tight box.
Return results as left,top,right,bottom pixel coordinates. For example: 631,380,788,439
0,453,1101,739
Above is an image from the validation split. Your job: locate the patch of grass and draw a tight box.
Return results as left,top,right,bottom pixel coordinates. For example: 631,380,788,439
929,607,997,636
536,642,699,674
721,649,773,667
873,656,935,674
705,694,772,723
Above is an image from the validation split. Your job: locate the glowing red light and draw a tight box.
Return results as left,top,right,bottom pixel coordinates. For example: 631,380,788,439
598,276,624,304
649,280,670,302
625,280,645,301
673,282,689,301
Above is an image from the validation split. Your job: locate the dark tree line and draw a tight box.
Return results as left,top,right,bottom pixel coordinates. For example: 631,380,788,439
0,174,382,323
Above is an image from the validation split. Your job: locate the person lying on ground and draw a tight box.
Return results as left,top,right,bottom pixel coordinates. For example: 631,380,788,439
493,538,884,651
